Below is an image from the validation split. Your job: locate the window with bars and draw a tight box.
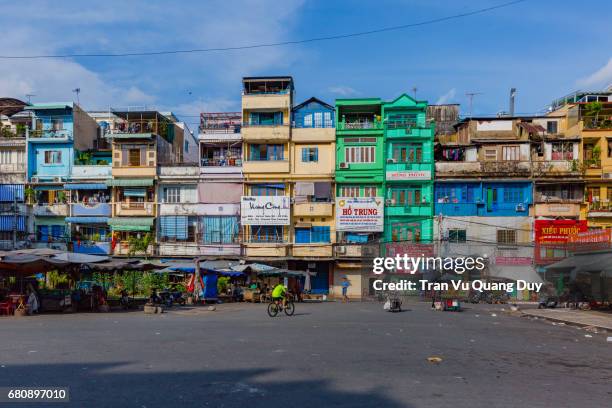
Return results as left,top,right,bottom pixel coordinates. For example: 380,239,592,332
448,229,466,242
389,186,424,205
301,147,318,162
44,150,62,164
164,187,181,203
363,186,377,197
484,149,497,161
249,225,284,243
345,146,375,163
392,143,423,163
503,187,524,203
391,224,421,242
249,144,284,161
497,229,517,244
339,186,360,197
502,146,520,161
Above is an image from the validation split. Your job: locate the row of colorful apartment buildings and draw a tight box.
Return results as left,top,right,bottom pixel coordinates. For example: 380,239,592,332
0,79,611,298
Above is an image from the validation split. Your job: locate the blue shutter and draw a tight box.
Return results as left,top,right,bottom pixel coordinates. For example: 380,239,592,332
302,148,308,162
0,185,24,202
39,225,49,242
295,228,311,244
274,112,282,125
51,225,64,240
175,216,188,240
313,148,318,162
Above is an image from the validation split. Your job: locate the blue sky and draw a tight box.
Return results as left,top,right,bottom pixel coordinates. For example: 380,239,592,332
0,0,610,130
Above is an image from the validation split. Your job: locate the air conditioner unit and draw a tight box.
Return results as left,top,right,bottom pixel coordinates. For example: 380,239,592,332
290,197,295,204
515,204,526,212
387,158,396,163
339,162,348,169
385,199,394,205
336,245,346,254
603,173,612,180
31,176,39,183
53,176,63,183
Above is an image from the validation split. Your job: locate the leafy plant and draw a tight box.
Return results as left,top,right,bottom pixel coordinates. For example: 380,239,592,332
128,233,154,258
56,191,67,203
585,101,603,128
24,187,36,204
217,276,230,294
75,150,93,165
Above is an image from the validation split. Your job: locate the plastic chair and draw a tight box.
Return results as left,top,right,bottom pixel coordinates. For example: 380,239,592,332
0,301,14,316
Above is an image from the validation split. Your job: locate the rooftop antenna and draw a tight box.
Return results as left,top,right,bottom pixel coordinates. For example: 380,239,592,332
509,88,516,117
72,88,81,105
25,94,35,104
411,87,418,99
465,92,483,118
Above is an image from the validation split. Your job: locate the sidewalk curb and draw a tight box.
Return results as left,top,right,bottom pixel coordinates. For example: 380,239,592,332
520,310,610,333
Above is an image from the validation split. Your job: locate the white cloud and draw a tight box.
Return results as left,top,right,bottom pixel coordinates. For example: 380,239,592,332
436,88,456,105
328,86,358,96
577,58,612,88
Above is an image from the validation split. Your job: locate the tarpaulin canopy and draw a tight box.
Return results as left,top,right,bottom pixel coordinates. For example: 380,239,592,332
106,179,154,187
63,183,108,190
108,217,154,231
65,217,109,223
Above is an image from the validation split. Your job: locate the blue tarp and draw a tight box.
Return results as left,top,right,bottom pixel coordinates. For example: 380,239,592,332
65,217,109,223
0,184,24,202
63,183,108,190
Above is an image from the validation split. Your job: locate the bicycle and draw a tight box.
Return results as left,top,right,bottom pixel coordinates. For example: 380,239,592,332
267,297,295,317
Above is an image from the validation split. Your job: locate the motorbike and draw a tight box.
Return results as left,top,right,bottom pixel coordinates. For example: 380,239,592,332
538,296,558,309
383,295,402,312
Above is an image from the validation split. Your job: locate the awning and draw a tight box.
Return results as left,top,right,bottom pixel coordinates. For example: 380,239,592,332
63,183,108,190
106,179,154,187
65,217,109,224
124,188,146,197
34,185,65,191
108,217,154,231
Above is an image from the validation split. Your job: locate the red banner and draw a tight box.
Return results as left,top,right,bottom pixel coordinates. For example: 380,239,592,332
534,220,587,243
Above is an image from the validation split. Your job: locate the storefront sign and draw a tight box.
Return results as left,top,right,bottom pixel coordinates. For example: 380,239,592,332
534,220,587,243
386,170,431,181
567,229,611,244
336,197,384,232
240,196,290,225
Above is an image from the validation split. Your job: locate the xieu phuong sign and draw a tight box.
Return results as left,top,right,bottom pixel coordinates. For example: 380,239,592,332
241,196,290,225
336,197,384,232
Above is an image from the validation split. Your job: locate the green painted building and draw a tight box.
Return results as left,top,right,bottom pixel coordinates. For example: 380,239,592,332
382,94,435,244
335,98,385,244
334,95,435,247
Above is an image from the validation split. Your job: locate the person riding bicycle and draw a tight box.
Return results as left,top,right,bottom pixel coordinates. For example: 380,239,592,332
271,283,287,307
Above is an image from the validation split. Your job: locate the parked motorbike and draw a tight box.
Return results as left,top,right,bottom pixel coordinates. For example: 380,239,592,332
538,296,558,309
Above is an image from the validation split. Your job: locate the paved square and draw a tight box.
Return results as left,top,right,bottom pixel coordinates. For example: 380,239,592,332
1,301,611,407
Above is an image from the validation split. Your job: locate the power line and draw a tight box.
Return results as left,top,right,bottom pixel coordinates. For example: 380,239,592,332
0,0,527,60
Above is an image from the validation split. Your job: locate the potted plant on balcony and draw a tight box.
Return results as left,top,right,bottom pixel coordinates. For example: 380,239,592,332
128,233,154,259
56,191,67,204
75,150,93,165
24,187,36,205
585,101,603,129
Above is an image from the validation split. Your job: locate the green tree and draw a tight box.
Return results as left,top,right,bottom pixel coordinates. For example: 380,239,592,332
128,233,154,259
585,101,603,128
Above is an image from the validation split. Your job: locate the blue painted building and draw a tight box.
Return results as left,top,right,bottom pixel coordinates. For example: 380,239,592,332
25,102,99,248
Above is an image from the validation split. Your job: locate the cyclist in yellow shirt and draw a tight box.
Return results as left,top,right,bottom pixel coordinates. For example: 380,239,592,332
271,283,287,306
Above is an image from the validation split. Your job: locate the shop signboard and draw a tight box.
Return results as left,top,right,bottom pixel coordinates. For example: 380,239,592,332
335,197,384,232
240,196,290,225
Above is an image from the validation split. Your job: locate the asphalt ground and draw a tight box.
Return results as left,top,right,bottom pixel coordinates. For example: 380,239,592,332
0,300,610,408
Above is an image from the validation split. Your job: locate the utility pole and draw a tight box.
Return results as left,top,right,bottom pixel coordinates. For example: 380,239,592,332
25,94,35,104
12,195,17,249
72,88,81,105
411,87,418,100
465,92,483,118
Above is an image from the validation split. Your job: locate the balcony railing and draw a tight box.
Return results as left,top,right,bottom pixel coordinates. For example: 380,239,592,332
113,120,169,138
29,129,72,139
584,159,601,169
588,201,612,212
242,122,288,128
337,120,383,130
200,158,242,167
386,120,417,130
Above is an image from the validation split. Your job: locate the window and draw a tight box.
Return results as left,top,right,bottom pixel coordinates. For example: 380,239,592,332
448,229,466,242
587,187,600,203
159,216,196,242
497,229,517,244
392,144,423,163
345,146,375,163
251,184,285,196
502,146,520,161
436,184,475,203
314,112,323,128
201,216,239,244
249,112,283,125
44,150,62,164
546,121,558,134
164,187,181,203
339,186,360,197
324,112,333,127
391,223,421,242
551,142,573,160
390,186,424,205
484,149,497,161
0,151,12,164
295,226,331,243
363,186,377,197
503,187,524,203
302,147,318,162
249,144,284,161
303,114,313,127
128,149,141,166
51,118,63,131
249,225,284,243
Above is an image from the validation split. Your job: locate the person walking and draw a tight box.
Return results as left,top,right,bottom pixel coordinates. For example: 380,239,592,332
341,276,351,303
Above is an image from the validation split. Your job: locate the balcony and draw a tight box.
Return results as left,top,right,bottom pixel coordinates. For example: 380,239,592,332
158,242,241,257
72,202,112,217
0,163,25,173
587,202,612,217
71,165,112,179
385,121,433,138
434,202,479,217
112,165,156,178
32,203,68,216
29,129,72,142
112,242,155,257
243,242,290,258
242,124,290,141
110,118,170,139
291,127,335,142
435,161,531,178
337,120,383,131
243,160,289,174
114,202,155,217
293,202,333,217
159,203,206,216
158,165,200,180
481,161,531,176
200,158,243,175
292,244,333,258
242,94,291,110
334,243,380,258
386,203,433,217
532,161,581,177
435,162,481,177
